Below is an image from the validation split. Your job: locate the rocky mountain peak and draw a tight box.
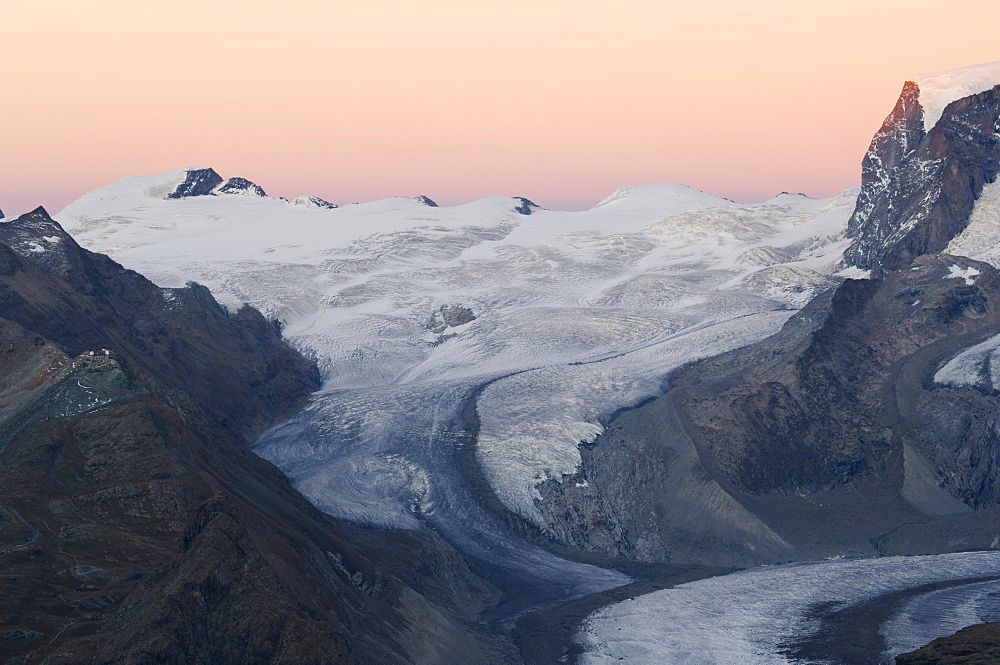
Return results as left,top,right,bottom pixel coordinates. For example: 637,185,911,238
843,78,999,275
165,167,224,198
163,168,272,200
412,195,438,207
0,207,86,280
213,176,267,197
512,196,539,215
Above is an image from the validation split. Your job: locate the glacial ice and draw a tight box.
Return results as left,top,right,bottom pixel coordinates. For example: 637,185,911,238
934,332,1000,390
578,551,1000,665
914,60,1000,133
946,178,1000,267
882,577,1000,662
57,171,858,531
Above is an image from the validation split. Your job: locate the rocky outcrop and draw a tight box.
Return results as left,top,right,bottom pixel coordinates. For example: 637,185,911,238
896,622,1000,664
428,304,477,333
844,83,1000,274
165,167,224,198
214,176,268,197
162,169,269,199
0,209,513,664
512,197,539,215
293,195,338,209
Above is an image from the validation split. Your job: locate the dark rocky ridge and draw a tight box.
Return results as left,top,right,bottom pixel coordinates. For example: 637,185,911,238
896,621,1000,664
0,209,514,664
844,82,1000,275
512,197,539,215
165,167,224,198
163,168,269,200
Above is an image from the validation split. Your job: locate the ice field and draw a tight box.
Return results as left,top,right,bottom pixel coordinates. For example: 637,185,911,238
57,168,858,532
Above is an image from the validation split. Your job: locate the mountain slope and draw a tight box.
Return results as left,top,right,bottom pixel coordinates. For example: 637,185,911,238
0,209,513,664
570,61,1000,665
843,64,1000,274
534,62,1000,565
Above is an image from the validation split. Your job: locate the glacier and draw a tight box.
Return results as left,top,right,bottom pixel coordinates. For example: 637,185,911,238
947,178,1000,267
51,164,1000,654
56,169,858,533
577,551,1000,665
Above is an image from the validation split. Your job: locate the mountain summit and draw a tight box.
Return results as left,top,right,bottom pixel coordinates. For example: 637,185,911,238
844,61,1000,274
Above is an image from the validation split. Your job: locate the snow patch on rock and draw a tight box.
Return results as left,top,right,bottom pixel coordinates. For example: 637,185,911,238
946,264,980,285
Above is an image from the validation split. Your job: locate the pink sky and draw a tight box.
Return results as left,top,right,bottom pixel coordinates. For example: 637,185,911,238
1,0,997,217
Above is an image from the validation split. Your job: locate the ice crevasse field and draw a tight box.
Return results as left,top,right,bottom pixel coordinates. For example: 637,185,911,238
56,168,860,532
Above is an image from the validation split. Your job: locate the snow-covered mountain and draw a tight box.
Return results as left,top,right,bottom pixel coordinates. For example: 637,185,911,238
572,61,1000,665
50,165,861,627
41,59,1000,665
57,168,857,530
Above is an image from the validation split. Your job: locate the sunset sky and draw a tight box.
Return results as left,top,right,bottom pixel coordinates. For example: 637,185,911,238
1,0,997,217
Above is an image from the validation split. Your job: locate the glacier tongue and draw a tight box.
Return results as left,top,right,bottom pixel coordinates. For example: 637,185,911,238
56,177,857,533
577,551,1000,665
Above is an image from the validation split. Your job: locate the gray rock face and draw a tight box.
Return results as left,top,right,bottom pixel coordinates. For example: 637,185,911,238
844,83,1000,274
164,167,224,199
